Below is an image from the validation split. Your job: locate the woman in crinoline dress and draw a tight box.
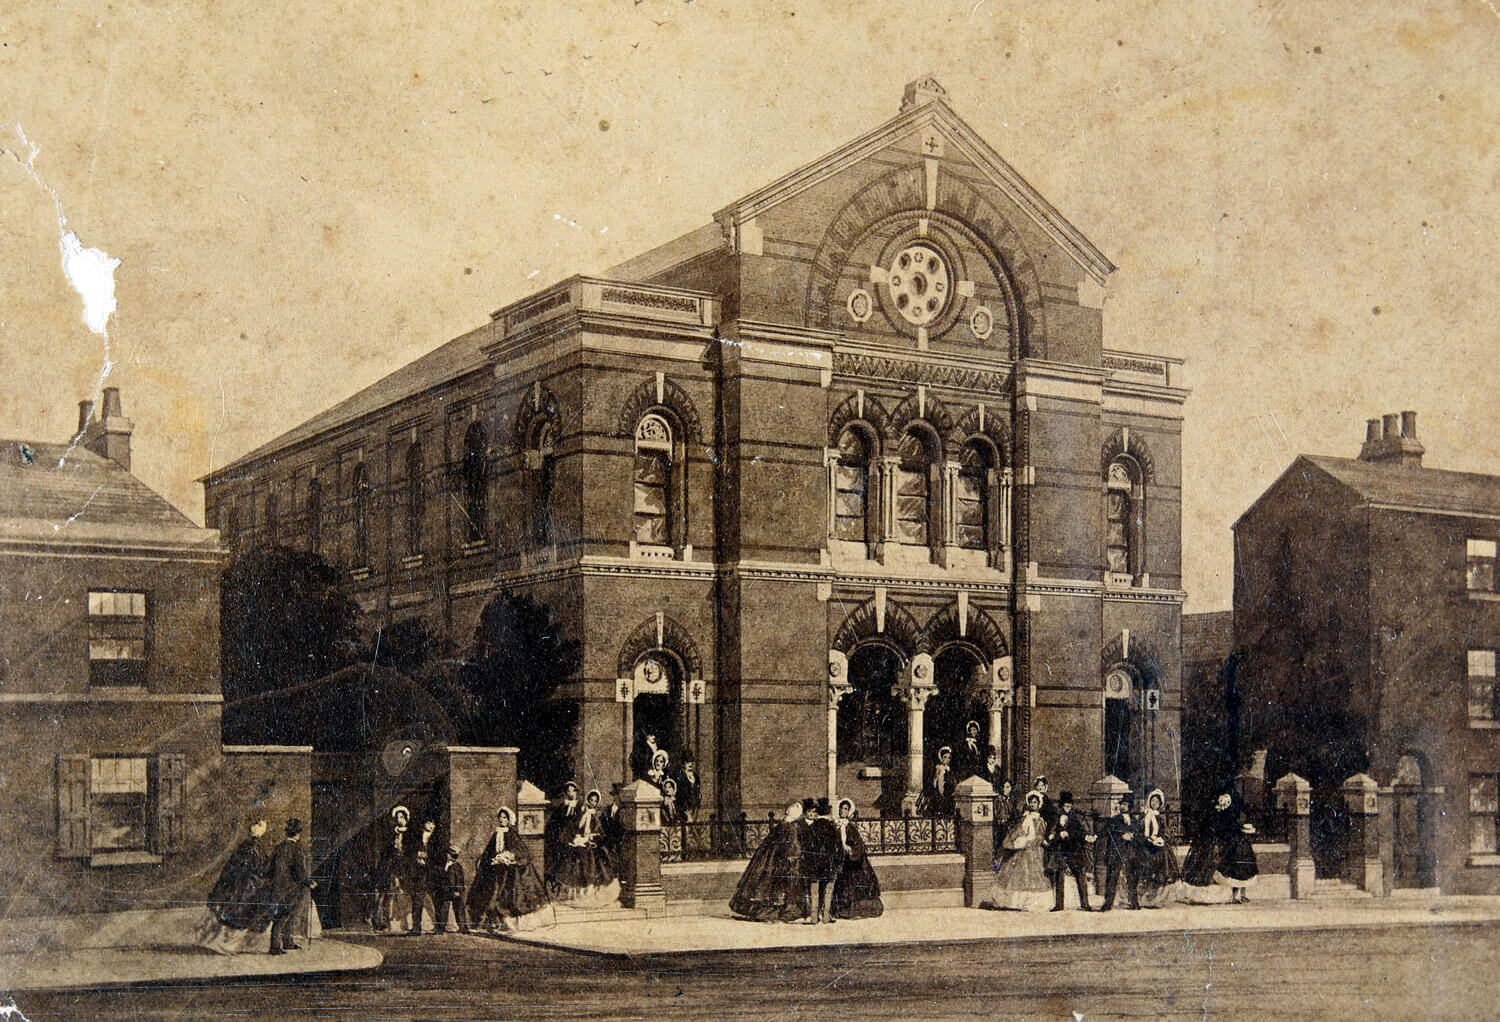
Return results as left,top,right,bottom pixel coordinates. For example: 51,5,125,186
1182,792,1259,904
729,799,810,922
979,791,1053,912
195,817,274,954
1137,788,1182,908
468,807,555,932
371,805,414,932
551,789,621,908
830,799,883,920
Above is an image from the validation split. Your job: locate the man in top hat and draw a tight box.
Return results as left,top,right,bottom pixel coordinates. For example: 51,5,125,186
1098,793,1142,911
268,818,315,953
1043,792,1095,912
801,797,843,923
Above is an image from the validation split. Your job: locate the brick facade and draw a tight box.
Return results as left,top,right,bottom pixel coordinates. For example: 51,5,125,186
204,80,1187,821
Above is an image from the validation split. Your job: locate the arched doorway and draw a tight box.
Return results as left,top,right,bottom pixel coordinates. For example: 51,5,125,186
927,644,989,775
629,651,689,781
1103,663,1161,792
1392,752,1438,889
837,643,908,816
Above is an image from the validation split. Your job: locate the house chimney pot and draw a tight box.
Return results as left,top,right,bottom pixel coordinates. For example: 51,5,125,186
1401,410,1417,438
77,399,95,436
1382,413,1400,440
1365,418,1381,443
101,387,123,419
82,388,133,472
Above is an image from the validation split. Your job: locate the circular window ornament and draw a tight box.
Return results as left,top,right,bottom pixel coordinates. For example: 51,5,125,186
846,288,874,324
969,305,995,340
886,244,950,326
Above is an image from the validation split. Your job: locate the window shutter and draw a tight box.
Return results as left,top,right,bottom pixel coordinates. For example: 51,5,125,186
56,755,91,858
152,753,187,853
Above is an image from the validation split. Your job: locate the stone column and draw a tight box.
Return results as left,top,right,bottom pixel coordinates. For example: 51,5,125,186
896,653,936,813
954,775,997,907
827,650,854,801
1342,773,1383,894
877,456,901,559
617,780,666,913
981,687,1008,767
1275,772,1315,899
823,447,839,541
940,460,960,564
516,780,549,890
999,467,1014,573
1089,774,1132,892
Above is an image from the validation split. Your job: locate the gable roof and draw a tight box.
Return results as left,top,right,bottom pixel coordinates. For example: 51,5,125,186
0,439,210,547
1237,453,1500,529
713,86,1116,285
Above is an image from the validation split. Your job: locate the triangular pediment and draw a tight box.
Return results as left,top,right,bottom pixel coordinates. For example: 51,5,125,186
713,79,1115,285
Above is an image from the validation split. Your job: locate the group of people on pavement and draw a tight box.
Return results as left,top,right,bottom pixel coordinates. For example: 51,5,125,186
369,805,470,934
196,817,319,955
543,782,622,907
729,797,884,924
980,777,1260,913
633,732,702,824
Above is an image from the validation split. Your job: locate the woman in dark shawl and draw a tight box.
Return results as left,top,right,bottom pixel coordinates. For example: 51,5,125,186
1137,788,1182,908
830,799,884,919
1182,792,1259,903
195,817,273,954
729,799,811,922
469,807,554,932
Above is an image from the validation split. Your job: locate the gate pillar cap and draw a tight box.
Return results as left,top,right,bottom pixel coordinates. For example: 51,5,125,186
1341,773,1379,793
516,780,547,806
1273,772,1310,793
955,775,996,799
618,779,663,805
1089,774,1132,797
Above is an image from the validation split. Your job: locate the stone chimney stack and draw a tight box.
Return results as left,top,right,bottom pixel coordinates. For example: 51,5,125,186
1358,409,1424,468
80,386,134,472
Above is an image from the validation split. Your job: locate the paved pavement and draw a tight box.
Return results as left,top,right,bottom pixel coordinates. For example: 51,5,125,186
0,938,383,992
499,894,1500,956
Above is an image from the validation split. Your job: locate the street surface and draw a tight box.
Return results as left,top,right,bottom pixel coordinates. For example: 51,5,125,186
12,920,1497,1020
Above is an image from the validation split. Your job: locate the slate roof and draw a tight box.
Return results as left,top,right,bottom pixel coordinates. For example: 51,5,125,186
0,439,211,548
1301,454,1500,517
207,322,496,479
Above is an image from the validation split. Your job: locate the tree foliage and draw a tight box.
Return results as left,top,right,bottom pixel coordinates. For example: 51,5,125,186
220,547,363,738
456,591,581,792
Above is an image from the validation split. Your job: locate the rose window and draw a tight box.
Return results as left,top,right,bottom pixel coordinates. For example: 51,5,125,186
886,244,950,326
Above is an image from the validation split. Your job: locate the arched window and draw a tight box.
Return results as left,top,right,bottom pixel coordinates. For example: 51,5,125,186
833,427,873,543
351,463,371,566
633,413,673,547
1105,456,1144,581
895,428,937,546
530,420,557,546
305,478,322,555
461,423,489,544
956,440,993,551
264,493,279,549
405,443,424,556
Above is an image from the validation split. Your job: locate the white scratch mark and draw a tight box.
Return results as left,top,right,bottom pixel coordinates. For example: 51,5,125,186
970,0,987,20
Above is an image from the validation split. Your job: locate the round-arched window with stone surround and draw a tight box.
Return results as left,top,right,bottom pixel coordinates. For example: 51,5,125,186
633,413,675,547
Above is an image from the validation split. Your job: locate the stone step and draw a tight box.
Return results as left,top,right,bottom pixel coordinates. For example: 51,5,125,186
553,904,650,924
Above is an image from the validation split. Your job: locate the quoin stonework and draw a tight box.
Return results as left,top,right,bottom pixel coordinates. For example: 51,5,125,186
202,78,1189,820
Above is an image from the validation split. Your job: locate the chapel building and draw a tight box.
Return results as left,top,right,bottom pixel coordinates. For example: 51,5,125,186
203,78,1189,819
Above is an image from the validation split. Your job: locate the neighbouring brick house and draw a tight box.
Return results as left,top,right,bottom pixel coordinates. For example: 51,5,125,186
1234,410,1500,893
0,388,309,931
202,78,1188,821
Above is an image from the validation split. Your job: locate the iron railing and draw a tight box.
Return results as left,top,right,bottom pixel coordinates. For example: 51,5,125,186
659,811,959,864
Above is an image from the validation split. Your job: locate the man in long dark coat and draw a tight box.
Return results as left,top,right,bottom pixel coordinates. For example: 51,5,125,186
1044,792,1094,912
802,797,843,923
1098,794,1142,911
268,818,315,953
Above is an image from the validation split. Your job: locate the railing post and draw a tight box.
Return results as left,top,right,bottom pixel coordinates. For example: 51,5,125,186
1342,773,1383,895
617,780,665,913
1275,772,1315,899
516,780,549,890
954,776,996,907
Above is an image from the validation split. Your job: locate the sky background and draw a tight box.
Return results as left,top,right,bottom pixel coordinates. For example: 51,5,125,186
2,1,1497,612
